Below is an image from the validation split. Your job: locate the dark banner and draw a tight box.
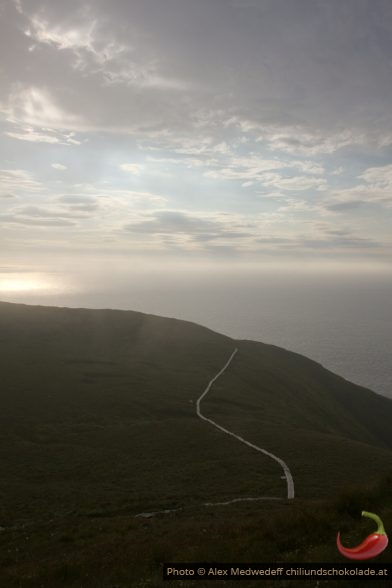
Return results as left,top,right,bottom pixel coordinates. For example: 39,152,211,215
163,562,391,581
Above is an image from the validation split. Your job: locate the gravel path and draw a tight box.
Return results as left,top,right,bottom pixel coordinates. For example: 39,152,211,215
196,348,295,500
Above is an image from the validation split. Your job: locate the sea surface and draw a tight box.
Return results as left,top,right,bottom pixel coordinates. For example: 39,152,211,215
1,266,391,399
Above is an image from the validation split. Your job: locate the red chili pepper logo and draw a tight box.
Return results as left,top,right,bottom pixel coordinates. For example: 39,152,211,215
337,511,388,560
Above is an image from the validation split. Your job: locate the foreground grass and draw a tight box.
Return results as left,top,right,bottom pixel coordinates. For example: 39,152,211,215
1,474,391,587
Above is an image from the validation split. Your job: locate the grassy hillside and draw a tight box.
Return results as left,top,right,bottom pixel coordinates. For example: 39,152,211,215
0,301,391,587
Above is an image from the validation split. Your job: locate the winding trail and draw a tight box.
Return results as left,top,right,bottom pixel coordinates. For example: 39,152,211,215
135,347,294,518
196,347,295,500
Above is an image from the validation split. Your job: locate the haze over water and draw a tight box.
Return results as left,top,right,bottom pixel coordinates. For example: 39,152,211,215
2,262,391,400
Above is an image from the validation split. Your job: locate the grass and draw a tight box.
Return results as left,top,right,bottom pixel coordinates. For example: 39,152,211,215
1,476,391,587
0,300,391,586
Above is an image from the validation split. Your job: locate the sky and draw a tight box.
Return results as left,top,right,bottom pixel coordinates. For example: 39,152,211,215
1,0,392,293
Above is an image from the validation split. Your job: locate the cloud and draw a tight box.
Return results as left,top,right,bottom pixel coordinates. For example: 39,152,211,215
3,87,84,130
264,174,327,192
324,163,392,212
1,1,392,264
119,163,144,175
204,157,283,181
25,10,186,92
56,184,168,212
1,0,391,152
26,15,98,57
277,199,317,213
205,155,327,191
255,224,380,252
0,2,191,135
300,236,378,250
57,194,99,213
0,213,75,227
262,128,365,156
143,143,328,194
124,210,256,249
1,191,387,257
125,210,221,235
326,200,363,212
121,208,382,255
147,156,205,168
4,123,81,144
0,194,103,230
6,129,59,143
359,163,392,187
4,121,81,145
13,204,92,219
0,169,42,197
58,194,96,204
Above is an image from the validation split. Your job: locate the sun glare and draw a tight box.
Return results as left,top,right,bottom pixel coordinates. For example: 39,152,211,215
0,275,50,293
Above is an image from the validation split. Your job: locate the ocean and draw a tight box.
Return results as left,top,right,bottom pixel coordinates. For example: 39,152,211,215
1,264,391,399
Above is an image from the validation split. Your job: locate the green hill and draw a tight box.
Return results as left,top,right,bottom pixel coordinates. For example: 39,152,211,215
0,301,391,587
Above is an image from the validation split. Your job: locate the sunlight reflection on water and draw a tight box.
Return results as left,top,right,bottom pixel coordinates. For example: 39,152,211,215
0,269,73,297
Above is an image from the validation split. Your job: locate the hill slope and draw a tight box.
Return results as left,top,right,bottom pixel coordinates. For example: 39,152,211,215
1,301,392,587
1,300,392,520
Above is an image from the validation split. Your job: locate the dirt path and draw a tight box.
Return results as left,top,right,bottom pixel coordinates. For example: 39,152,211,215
196,347,295,500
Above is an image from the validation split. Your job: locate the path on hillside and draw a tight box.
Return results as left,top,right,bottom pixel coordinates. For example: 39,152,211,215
135,348,294,518
196,347,295,500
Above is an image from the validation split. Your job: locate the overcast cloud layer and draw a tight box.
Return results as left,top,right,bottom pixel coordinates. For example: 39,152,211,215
1,0,392,268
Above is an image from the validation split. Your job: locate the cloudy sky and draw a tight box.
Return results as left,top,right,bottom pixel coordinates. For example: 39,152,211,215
1,0,392,284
